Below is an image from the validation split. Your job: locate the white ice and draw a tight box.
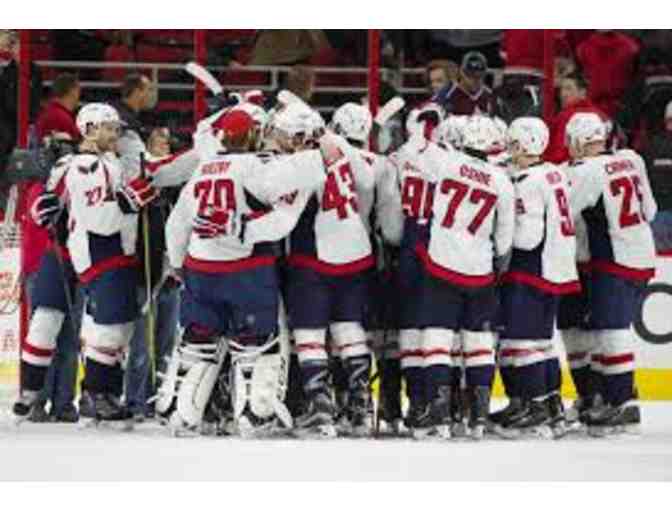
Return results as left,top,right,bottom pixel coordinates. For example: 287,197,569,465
1,399,671,482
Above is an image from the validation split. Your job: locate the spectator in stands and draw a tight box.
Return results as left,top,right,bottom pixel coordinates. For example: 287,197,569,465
249,30,330,65
644,100,672,253
426,59,458,95
0,29,43,172
426,30,503,67
285,65,315,104
35,73,81,141
544,71,606,164
433,51,495,116
576,30,640,118
103,30,136,83
114,73,156,140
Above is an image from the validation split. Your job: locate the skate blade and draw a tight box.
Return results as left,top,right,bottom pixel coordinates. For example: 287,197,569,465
412,424,451,441
468,425,486,441
293,423,337,439
588,423,641,438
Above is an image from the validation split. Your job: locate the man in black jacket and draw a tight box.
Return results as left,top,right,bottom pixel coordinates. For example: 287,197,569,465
0,30,43,176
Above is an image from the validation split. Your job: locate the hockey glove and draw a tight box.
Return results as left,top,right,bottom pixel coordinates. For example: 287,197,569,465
117,175,159,213
30,191,61,228
193,208,246,242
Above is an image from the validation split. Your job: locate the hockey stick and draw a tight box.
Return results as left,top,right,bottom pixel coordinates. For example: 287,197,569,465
185,61,224,96
374,97,406,127
140,152,157,387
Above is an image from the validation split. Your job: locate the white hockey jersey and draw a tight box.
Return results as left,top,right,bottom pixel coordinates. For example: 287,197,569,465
569,149,657,281
502,162,579,294
287,141,376,274
166,150,325,272
48,152,138,282
419,144,515,287
561,160,591,269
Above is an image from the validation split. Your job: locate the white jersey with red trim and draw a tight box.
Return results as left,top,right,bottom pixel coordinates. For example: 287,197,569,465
356,148,401,237
47,152,138,280
562,160,591,266
569,149,657,279
420,144,515,286
287,141,376,273
503,162,579,293
166,150,324,270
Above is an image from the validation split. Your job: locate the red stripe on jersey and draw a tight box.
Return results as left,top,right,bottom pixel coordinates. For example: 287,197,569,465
287,254,375,276
399,349,424,359
295,342,326,352
463,349,494,358
423,348,452,358
23,342,55,358
78,255,139,284
657,250,672,258
593,353,635,366
184,255,276,274
500,347,547,358
589,260,654,282
501,271,582,295
415,244,495,288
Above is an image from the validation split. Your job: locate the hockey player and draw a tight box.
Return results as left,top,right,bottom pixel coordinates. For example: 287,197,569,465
16,103,158,425
557,113,597,428
567,112,657,435
330,102,405,434
284,103,380,438
160,108,336,436
383,104,443,435
496,117,579,438
414,115,515,439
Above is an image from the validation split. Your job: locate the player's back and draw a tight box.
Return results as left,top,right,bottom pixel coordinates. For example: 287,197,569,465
571,149,657,274
510,162,578,288
289,149,372,268
424,149,513,281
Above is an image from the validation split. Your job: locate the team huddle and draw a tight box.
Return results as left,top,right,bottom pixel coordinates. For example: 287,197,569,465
12,87,657,441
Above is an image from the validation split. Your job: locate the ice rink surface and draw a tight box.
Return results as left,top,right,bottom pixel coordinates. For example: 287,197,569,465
1,400,671,482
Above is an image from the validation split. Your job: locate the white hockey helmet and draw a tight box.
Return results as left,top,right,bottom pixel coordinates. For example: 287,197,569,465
433,115,468,149
565,112,607,149
76,103,120,140
491,116,508,153
271,103,324,149
507,117,549,156
461,115,499,153
406,102,443,140
331,102,373,144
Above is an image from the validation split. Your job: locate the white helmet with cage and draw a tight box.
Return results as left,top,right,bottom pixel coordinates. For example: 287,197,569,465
461,115,499,153
507,116,549,156
331,102,372,144
76,103,120,141
565,112,607,149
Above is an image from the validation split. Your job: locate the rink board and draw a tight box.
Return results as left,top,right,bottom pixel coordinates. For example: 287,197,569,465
0,247,671,400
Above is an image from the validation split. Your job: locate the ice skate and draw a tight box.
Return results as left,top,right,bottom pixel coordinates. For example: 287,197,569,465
587,402,641,438
79,391,133,431
412,387,452,441
11,391,40,426
294,393,337,439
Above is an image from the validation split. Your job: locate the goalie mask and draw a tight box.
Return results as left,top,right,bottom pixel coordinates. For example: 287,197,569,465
331,102,372,145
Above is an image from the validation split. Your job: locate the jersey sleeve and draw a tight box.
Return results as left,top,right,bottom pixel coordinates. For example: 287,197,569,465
116,129,146,182
512,175,545,251
244,150,326,203
146,149,201,188
569,161,603,218
632,151,658,222
494,173,515,257
165,180,196,268
375,157,404,245
45,154,74,199
244,190,311,245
